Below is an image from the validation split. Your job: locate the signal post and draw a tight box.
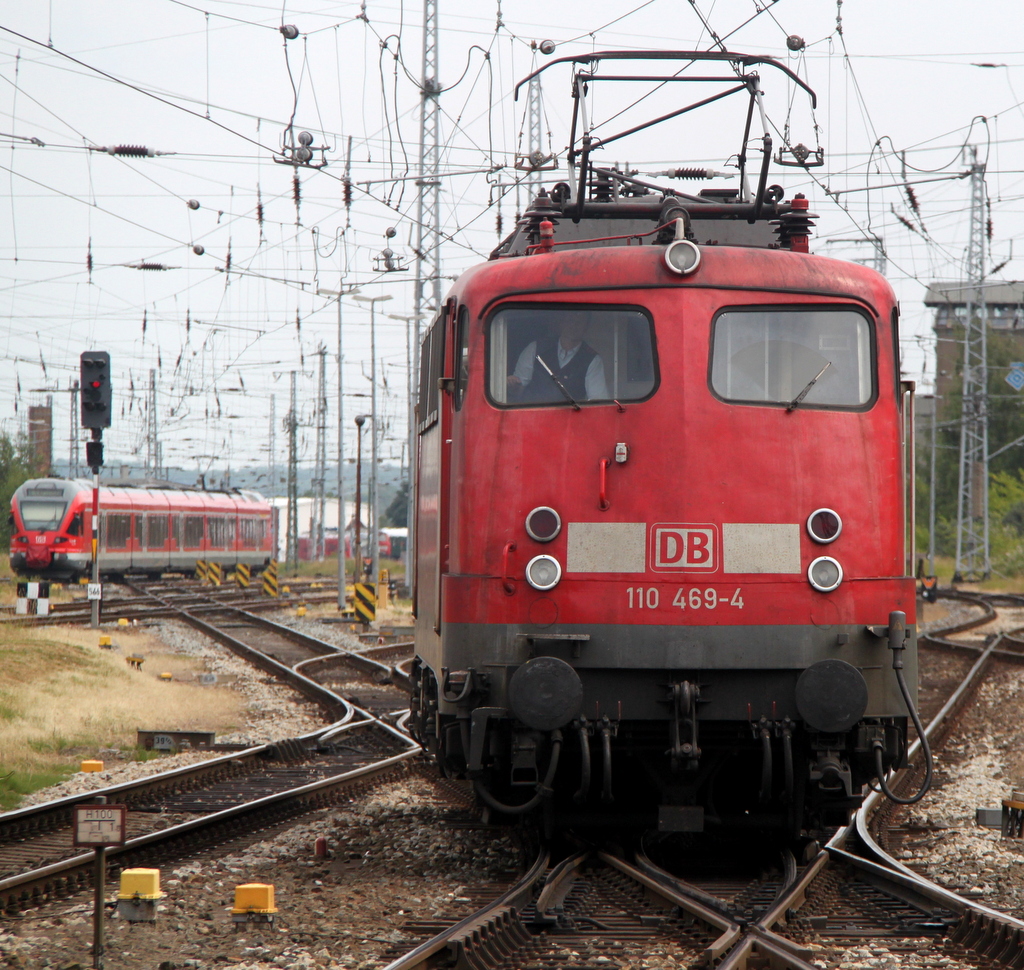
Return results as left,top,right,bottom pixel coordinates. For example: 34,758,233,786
80,352,111,629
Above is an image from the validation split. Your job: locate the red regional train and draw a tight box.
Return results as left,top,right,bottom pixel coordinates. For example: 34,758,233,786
9,478,274,580
408,51,928,833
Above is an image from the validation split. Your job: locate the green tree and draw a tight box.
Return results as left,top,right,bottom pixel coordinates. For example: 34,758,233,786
0,432,33,548
382,479,409,528
919,321,1024,571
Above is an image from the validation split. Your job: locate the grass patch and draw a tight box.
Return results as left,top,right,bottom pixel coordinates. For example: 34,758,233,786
0,766,78,812
0,623,246,808
283,555,406,580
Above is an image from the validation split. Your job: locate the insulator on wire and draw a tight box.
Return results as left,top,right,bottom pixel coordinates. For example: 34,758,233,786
108,145,155,157
132,262,169,271
343,179,352,208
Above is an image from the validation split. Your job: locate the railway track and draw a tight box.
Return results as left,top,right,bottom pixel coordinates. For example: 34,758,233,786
0,580,420,913
0,576,345,625
371,591,1024,970
6,588,1024,969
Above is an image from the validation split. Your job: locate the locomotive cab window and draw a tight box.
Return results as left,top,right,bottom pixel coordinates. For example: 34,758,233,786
488,305,657,407
710,307,874,409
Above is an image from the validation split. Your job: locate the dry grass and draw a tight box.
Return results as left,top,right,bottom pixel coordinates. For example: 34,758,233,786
0,623,245,783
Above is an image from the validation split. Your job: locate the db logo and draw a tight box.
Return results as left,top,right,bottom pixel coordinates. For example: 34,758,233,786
651,524,718,571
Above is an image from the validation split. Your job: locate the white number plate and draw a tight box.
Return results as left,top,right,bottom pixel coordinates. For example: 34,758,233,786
87,583,103,601
627,586,744,610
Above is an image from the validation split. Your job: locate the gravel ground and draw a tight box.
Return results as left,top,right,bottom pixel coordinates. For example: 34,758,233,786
0,773,523,970
5,599,1024,970
894,661,1024,913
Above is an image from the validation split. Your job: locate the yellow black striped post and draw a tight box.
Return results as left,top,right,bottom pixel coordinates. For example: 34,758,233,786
353,582,376,625
195,560,208,582
262,560,279,597
235,563,251,588
208,561,223,586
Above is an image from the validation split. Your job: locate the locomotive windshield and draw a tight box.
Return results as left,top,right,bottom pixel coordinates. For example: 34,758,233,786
710,307,874,409
488,306,657,407
18,500,68,531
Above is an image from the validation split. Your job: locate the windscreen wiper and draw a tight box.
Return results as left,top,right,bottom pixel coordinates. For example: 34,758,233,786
786,360,831,412
535,355,582,410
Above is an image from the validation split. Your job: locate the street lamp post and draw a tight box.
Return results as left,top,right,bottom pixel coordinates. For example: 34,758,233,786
388,311,424,592
352,293,392,605
353,414,366,585
316,285,360,610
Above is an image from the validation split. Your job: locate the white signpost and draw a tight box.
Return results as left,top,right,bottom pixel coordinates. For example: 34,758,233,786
74,800,126,969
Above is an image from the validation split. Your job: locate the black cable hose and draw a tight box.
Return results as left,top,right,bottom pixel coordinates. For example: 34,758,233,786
473,730,563,816
758,728,773,804
782,728,793,804
574,722,591,804
874,638,934,805
601,722,614,802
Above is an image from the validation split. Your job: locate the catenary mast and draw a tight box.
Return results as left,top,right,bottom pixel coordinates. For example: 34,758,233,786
953,147,990,582
410,0,443,584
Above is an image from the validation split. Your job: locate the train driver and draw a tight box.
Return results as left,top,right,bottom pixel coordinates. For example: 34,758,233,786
506,312,609,403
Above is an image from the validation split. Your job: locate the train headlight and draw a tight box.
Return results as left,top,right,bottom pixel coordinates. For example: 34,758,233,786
664,239,701,276
807,508,842,543
526,554,562,591
525,506,561,542
808,556,843,592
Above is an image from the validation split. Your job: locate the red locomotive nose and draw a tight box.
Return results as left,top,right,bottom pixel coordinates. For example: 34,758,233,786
24,545,53,569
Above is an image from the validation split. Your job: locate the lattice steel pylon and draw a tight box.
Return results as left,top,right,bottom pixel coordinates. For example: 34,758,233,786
953,147,990,582
410,0,443,581
414,0,442,339
525,75,544,196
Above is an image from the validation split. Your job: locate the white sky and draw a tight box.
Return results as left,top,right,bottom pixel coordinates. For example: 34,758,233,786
2,0,1023,479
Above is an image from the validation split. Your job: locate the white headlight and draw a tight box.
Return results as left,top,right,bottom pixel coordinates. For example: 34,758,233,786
664,239,701,275
808,556,843,592
526,554,562,591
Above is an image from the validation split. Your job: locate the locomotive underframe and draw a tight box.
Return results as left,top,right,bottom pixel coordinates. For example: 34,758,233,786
411,619,915,832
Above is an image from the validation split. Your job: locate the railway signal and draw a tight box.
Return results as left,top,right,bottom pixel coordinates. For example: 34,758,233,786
80,351,112,429
80,350,111,630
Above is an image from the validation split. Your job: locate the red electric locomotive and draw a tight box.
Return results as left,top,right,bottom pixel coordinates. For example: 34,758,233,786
409,51,928,832
10,478,275,580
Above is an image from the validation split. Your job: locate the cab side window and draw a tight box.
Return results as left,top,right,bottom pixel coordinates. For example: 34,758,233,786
454,305,470,411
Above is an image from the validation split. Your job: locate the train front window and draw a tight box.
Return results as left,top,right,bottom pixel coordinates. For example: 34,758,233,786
19,501,67,531
710,307,874,409
488,306,657,407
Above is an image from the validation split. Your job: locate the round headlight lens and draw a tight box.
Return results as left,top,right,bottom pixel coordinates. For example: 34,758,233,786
807,508,842,543
525,506,561,542
664,239,701,276
808,556,843,593
526,554,562,591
